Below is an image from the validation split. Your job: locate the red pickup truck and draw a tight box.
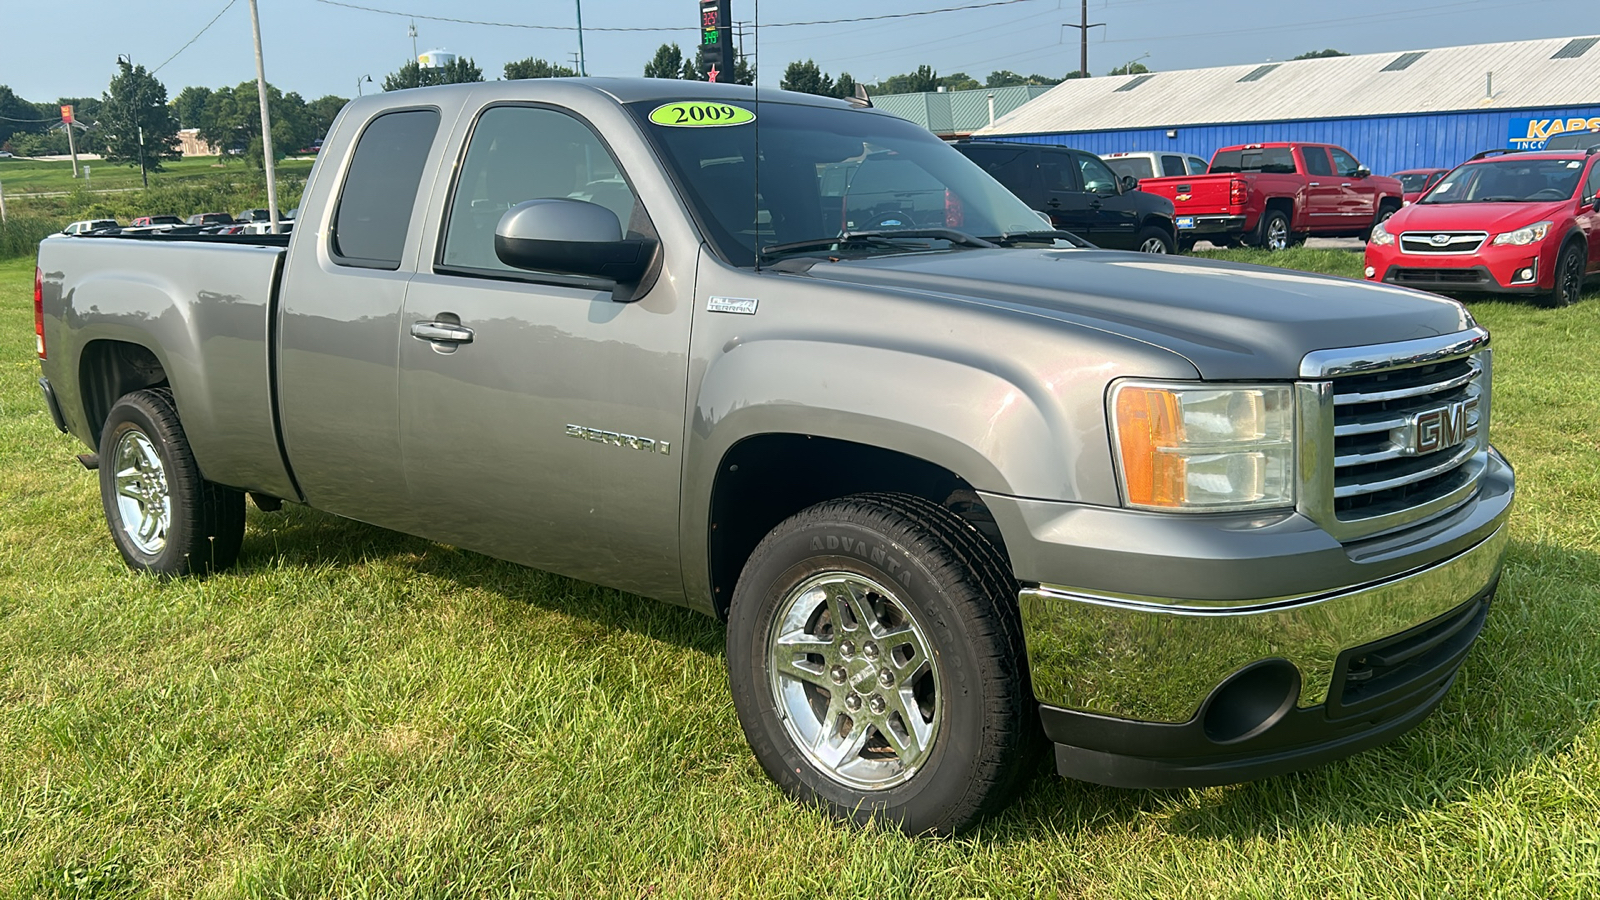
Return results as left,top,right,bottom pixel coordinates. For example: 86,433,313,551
1141,143,1404,251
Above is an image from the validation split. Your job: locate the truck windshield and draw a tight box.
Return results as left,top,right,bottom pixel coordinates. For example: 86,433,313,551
1396,172,1437,192
1420,158,1585,203
627,99,1056,266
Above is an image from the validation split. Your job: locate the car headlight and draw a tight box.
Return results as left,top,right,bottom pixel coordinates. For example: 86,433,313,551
1111,382,1296,512
1369,220,1395,246
1491,221,1553,246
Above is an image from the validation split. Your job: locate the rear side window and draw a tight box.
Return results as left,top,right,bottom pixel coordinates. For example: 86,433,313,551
1160,155,1185,177
1302,147,1333,176
332,109,441,269
960,145,1037,197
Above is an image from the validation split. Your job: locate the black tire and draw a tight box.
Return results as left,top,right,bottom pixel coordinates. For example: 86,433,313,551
98,388,245,577
1362,201,1401,242
1546,241,1587,308
1250,209,1291,251
1135,226,1175,254
1177,238,1196,253
726,492,1040,835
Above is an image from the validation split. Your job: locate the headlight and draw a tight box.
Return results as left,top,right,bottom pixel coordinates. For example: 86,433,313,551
1491,221,1553,246
1369,220,1395,246
1111,382,1295,512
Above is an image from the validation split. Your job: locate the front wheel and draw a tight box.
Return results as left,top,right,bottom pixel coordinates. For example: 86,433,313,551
1547,242,1587,308
99,389,245,577
726,493,1039,835
1136,226,1175,254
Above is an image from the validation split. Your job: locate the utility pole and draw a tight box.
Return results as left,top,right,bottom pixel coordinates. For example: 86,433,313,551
409,21,418,61
138,126,147,189
248,0,281,233
575,0,587,76
568,52,582,74
1062,0,1104,78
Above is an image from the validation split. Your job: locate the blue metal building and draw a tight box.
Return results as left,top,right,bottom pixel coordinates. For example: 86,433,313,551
975,36,1600,175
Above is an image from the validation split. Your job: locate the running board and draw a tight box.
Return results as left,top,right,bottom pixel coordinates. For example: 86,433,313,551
76,453,99,470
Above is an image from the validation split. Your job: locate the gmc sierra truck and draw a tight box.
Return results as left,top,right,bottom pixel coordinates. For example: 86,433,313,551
34,80,1514,835
1140,142,1405,251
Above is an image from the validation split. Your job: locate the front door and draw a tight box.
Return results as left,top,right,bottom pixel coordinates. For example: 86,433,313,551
1330,147,1377,223
1038,149,1095,238
1581,162,1600,271
397,103,692,599
1072,151,1140,249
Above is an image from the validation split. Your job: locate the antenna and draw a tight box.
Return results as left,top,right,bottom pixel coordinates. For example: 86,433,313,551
752,0,762,273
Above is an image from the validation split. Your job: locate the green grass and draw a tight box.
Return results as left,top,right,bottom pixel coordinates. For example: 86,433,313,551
0,156,314,196
2,255,1599,897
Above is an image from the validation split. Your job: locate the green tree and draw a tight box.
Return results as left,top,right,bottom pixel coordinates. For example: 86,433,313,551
1292,49,1349,60
170,85,212,131
985,70,1063,88
872,65,939,95
304,94,347,141
98,58,181,176
504,57,577,79
0,85,48,144
781,60,834,95
938,72,981,92
1106,62,1150,76
833,72,858,100
644,43,689,79
727,53,754,86
383,56,484,91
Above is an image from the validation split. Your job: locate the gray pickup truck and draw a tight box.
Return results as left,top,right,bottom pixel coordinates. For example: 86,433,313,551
34,79,1514,835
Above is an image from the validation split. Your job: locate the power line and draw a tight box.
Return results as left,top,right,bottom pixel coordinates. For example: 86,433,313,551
309,0,1042,32
152,0,239,74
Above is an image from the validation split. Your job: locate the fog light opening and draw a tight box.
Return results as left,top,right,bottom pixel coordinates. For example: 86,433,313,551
1364,265,1376,278
1200,658,1301,744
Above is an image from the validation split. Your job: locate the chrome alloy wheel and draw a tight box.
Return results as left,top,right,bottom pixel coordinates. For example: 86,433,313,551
1139,235,1169,253
112,429,170,555
1266,217,1290,251
767,572,942,790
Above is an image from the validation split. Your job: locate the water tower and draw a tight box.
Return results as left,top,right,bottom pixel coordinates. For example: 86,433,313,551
418,49,457,69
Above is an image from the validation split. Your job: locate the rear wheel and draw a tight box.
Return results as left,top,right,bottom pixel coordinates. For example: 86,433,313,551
726,493,1039,835
1136,226,1175,254
98,389,245,577
1547,242,1587,308
1252,209,1291,251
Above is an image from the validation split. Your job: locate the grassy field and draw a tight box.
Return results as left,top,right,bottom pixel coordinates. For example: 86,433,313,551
2,253,1599,897
0,156,314,196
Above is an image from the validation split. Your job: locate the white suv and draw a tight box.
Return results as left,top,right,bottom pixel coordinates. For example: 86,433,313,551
1103,151,1209,182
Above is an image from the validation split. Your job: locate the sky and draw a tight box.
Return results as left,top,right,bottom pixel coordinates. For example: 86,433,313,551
1,0,1596,104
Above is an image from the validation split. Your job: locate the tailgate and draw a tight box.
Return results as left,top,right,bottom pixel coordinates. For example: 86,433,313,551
1139,174,1237,213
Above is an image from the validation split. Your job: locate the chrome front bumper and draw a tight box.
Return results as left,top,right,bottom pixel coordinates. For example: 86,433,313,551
1018,522,1509,724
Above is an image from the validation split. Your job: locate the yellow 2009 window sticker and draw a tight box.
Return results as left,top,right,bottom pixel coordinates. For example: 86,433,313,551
648,102,755,127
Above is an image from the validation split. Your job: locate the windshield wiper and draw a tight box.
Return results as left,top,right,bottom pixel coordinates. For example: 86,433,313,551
759,228,996,259
1476,196,1522,202
983,229,1091,248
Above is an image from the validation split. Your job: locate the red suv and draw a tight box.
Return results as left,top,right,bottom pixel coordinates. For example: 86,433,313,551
1365,149,1600,306
1391,168,1449,204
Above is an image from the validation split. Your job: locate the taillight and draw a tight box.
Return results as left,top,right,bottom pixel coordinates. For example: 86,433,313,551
1229,178,1248,207
34,266,45,359
944,189,965,228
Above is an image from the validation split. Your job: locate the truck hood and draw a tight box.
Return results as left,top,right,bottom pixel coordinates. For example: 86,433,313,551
1391,200,1568,235
792,248,1474,380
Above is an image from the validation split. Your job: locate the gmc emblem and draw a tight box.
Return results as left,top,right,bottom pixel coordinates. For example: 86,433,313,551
1404,397,1478,456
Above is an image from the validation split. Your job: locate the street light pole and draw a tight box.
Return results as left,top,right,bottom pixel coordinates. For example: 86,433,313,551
357,74,371,96
247,0,281,234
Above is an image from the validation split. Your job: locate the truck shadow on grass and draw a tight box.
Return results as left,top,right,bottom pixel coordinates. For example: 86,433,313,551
239,509,1598,842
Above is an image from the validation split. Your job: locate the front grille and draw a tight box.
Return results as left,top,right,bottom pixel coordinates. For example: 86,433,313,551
1399,231,1487,254
1389,267,1488,285
1323,353,1488,533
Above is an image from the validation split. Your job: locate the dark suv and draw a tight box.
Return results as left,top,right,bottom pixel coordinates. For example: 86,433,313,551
954,141,1178,253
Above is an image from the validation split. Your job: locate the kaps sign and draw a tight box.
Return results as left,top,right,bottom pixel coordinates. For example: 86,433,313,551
1509,116,1600,150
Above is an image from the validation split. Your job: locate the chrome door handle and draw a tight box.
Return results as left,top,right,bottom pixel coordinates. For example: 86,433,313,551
1341,183,1353,187
1308,182,1321,186
411,321,475,344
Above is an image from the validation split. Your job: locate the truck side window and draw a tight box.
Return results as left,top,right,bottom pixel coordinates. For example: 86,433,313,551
440,105,638,274
1302,147,1333,177
331,109,441,269
1160,155,1185,177
1187,156,1209,175
1329,148,1362,177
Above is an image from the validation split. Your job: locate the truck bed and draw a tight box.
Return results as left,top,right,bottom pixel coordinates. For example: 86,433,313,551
36,234,298,499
